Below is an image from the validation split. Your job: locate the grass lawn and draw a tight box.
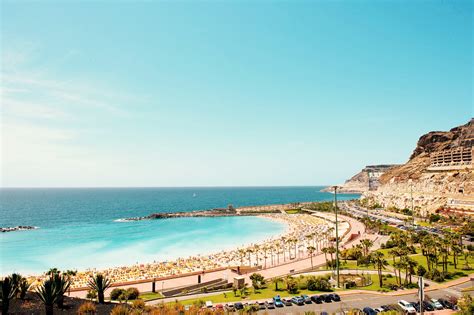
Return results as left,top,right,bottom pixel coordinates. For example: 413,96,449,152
139,292,163,301
384,252,474,282
352,274,400,292
339,260,377,271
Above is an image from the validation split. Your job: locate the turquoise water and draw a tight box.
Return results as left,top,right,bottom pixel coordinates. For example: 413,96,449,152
0,187,359,275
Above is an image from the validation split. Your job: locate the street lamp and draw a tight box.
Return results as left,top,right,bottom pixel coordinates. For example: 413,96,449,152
332,185,340,288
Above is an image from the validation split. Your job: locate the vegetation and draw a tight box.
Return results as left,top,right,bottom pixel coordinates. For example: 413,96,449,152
88,274,112,304
36,278,59,315
1,276,17,315
77,301,97,315
457,293,474,315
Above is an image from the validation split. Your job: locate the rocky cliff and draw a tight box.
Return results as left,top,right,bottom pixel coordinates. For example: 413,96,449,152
363,119,474,214
322,165,399,193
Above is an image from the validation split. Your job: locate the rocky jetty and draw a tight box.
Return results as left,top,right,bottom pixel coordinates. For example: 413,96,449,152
118,206,239,222
1,226,38,233
363,118,474,214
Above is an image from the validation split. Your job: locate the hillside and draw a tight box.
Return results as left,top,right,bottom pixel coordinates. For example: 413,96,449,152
363,119,474,214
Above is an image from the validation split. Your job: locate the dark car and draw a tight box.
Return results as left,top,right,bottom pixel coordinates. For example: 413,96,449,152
363,307,377,315
422,301,434,311
320,294,332,303
329,293,341,302
380,305,396,311
234,302,243,310
438,298,456,310
301,294,312,304
282,298,292,306
311,295,323,304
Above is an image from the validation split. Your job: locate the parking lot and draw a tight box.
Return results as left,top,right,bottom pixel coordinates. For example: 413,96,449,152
200,280,473,315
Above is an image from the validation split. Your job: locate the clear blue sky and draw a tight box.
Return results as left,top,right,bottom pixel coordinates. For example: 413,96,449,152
1,0,472,187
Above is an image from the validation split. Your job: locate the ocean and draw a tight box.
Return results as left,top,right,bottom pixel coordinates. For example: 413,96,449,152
0,187,359,275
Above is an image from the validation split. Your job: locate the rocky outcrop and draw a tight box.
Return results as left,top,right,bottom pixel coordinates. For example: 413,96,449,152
363,119,474,214
1,226,38,233
323,165,399,193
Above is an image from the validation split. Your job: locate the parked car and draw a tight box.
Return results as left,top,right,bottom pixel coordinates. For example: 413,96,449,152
311,295,323,304
430,298,444,310
291,296,305,305
265,301,275,309
374,307,385,313
225,303,235,311
438,298,456,310
258,302,266,310
273,296,284,307
329,293,341,302
320,294,333,303
282,298,292,306
234,302,244,310
215,304,223,310
301,294,312,304
397,300,416,314
380,305,397,311
362,307,377,315
205,301,213,308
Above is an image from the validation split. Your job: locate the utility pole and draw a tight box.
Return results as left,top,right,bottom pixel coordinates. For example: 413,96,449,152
333,185,340,288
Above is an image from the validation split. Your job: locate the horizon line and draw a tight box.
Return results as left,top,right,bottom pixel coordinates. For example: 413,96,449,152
0,185,337,189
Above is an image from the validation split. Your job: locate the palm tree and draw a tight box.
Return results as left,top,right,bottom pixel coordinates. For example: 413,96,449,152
87,274,112,304
18,277,31,300
246,248,253,266
307,246,316,270
238,248,246,266
272,278,282,291
370,252,388,287
1,277,17,315
360,239,374,257
36,278,59,315
53,273,71,308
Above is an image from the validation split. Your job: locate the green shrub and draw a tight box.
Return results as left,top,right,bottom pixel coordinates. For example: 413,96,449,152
125,287,140,300
110,288,125,300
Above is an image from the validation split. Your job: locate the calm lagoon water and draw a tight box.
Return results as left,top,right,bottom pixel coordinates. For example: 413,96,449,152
0,187,359,275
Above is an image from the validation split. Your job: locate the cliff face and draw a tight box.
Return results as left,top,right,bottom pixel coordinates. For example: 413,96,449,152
363,119,474,214
323,165,399,193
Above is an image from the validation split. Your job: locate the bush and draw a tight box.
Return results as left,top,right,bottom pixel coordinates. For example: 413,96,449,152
306,276,332,291
86,290,97,300
77,302,97,315
131,299,146,310
110,288,125,300
125,287,140,300
110,305,130,315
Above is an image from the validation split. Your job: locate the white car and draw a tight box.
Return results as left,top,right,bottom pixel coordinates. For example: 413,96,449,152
398,300,416,314
205,301,213,308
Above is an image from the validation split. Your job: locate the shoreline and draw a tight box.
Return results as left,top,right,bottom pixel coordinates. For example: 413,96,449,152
23,212,336,289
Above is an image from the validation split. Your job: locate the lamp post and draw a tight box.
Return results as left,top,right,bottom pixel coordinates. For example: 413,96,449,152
332,185,340,288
